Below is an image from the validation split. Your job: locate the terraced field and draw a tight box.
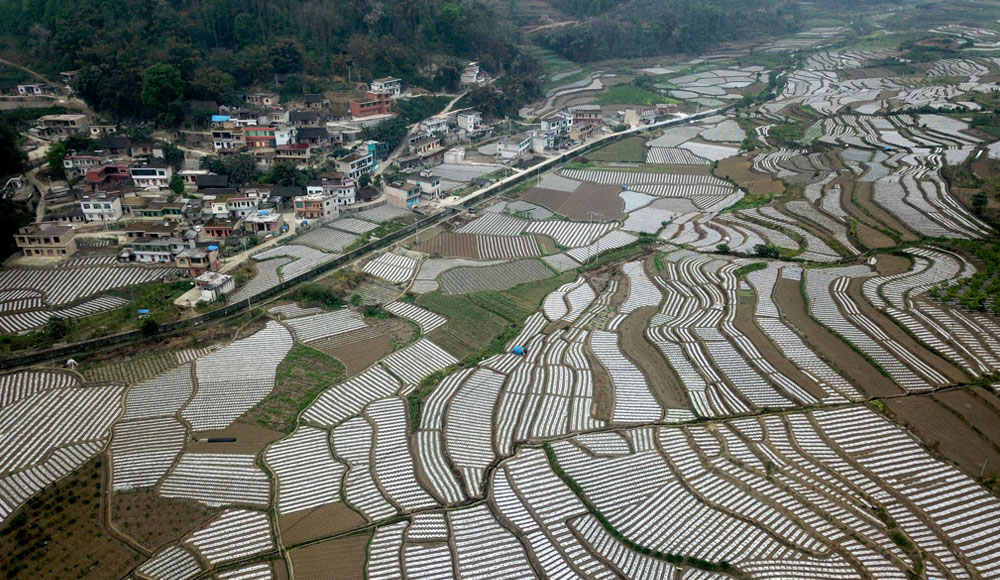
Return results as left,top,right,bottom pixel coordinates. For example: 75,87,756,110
12,16,1000,580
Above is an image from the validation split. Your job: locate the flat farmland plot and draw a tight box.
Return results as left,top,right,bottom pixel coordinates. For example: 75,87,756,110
521,183,626,220
159,454,270,508
184,509,275,565
438,259,553,294
284,309,367,342
363,253,418,284
265,426,346,515
295,226,356,253
415,232,480,259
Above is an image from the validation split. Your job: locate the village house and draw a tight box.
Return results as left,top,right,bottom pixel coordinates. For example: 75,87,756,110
289,110,322,127
175,246,220,277
244,92,280,107
37,114,89,138
211,124,245,152
123,221,177,240
244,209,285,235
98,136,131,156
86,163,131,189
461,62,486,86
457,111,483,132
350,90,393,119
296,127,332,145
0,80,18,96
63,154,108,179
79,191,124,222
540,111,574,133
14,223,77,258
497,134,532,160
129,237,186,263
334,152,374,180
293,193,339,220
570,104,603,124
129,164,172,188
244,126,277,148
303,93,329,109
17,83,47,96
370,77,402,98
386,182,421,209
194,271,235,302
203,217,241,238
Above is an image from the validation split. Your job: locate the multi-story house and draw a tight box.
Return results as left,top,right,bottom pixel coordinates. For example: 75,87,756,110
244,126,276,148
334,152,374,180
370,77,402,98
225,195,259,218
498,134,532,160
386,182,420,209
350,91,393,119
79,191,123,222
275,143,311,164
63,154,107,179
211,125,245,152
175,247,220,277
37,114,89,138
86,164,130,189
14,224,77,258
540,111,574,133
293,193,339,220
457,111,483,133
130,237,185,264
129,164,172,188
570,104,602,124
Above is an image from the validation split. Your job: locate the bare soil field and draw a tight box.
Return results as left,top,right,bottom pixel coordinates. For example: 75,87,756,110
773,278,902,397
618,306,690,409
288,531,370,579
320,333,393,376
521,183,626,220
716,155,786,196
885,394,1000,479
586,342,615,422
112,488,219,551
242,343,347,433
734,295,828,401
851,181,919,242
279,502,366,546
855,221,896,249
872,253,912,276
535,233,559,254
187,422,285,454
935,388,1000,445
845,277,967,384
0,459,143,580
415,232,480,259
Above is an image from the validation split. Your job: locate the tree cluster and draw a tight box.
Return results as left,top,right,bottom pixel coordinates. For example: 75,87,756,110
0,0,534,124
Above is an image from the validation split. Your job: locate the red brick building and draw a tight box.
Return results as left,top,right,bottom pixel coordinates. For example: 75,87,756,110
350,91,393,118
